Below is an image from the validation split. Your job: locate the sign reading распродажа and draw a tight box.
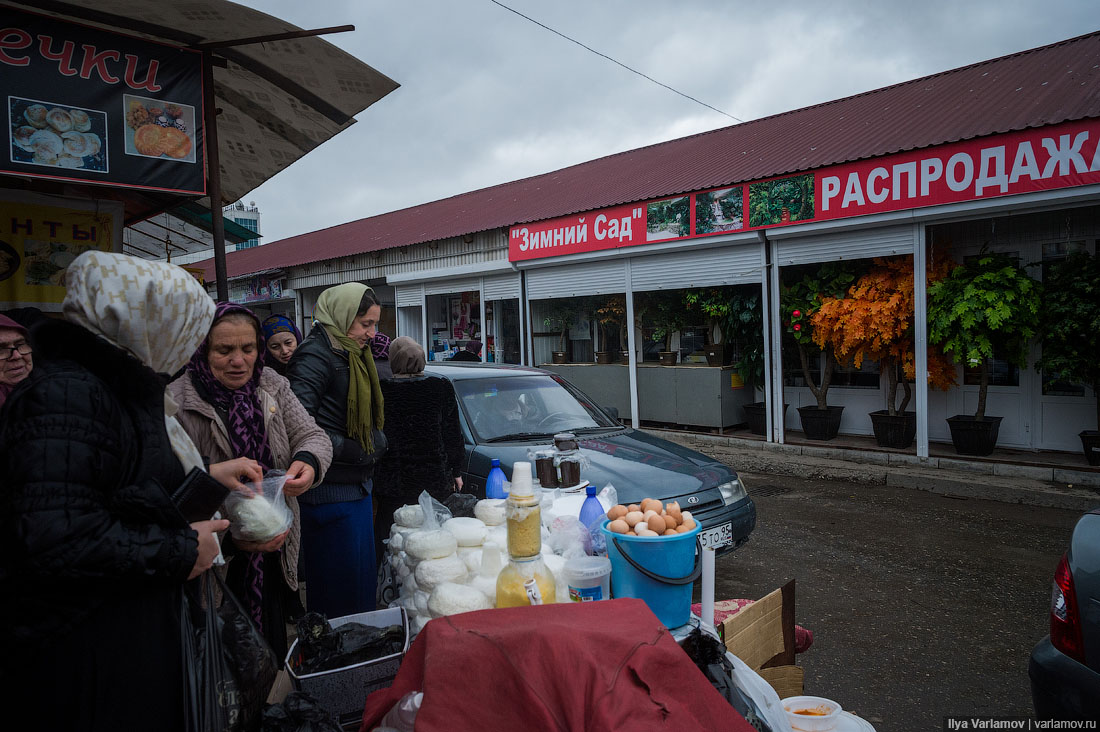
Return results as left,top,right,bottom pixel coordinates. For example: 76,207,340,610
0,7,204,195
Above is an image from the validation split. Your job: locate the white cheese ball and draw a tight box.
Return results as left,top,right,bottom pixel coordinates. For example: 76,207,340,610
414,553,468,591
428,582,493,617
405,530,458,561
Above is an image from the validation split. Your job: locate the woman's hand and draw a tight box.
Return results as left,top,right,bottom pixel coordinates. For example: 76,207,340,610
209,457,264,493
453,476,464,493
283,460,315,497
234,529,289,554
188,518,230,579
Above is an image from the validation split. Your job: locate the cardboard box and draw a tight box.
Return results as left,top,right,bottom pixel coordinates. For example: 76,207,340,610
285,607,409,728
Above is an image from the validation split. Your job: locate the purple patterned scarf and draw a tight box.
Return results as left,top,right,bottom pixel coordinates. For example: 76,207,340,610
371,331,391,360
186,302,273,630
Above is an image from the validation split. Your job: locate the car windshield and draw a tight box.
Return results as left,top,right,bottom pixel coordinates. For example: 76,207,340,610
453,374,617,442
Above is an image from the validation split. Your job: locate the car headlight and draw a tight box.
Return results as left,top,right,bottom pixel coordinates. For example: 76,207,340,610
717,477,747,505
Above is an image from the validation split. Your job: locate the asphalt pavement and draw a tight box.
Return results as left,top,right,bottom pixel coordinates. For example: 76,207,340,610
709,472,1083,731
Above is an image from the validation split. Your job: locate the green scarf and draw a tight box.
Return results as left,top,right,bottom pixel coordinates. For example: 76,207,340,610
313,283,384,452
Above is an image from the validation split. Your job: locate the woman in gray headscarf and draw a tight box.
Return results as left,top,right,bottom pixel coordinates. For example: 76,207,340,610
373,337,466,565
0,252,261,732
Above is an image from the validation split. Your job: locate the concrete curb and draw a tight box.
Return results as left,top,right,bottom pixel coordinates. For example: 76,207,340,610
651,429,1100,513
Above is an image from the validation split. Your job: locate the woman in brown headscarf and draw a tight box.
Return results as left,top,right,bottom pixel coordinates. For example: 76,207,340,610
373,337,466,564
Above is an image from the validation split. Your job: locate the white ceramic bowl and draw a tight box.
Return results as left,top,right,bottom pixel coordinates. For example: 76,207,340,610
782,695,844,732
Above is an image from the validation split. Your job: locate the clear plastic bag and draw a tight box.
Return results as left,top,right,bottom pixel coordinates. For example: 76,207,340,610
417,490,452,531
223,469,293,543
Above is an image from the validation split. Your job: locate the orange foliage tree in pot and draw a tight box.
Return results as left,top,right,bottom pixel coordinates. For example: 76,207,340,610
781,262,861,440
812,256,956,448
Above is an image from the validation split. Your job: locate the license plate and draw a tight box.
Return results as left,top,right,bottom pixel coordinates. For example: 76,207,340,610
699,522,733,550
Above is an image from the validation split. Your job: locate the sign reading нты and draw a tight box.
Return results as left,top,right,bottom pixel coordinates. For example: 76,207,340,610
0,6,204,195
509,118,1100,262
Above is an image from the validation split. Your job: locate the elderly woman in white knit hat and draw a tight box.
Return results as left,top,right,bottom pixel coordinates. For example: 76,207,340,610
0,251,262,732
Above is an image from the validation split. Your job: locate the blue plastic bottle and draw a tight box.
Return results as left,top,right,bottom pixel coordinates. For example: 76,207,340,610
578,483,604,532
486,458,508,499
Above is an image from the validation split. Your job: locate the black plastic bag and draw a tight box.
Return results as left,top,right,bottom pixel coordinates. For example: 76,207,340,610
181,574,239,732
261,692,342,732
215,572,279,732
292,612,405,675
443,491,479,518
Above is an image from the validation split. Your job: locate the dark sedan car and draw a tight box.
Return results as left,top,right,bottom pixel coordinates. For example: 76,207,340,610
1029,508,1100,720
423,362,756,552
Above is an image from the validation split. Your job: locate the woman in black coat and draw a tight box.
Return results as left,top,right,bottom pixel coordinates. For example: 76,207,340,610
373,337,466,563
0,252,259,732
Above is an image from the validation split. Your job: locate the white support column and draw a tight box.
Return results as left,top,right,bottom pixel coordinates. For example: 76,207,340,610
420,291,428,358
759,242,774,442
625,259,640,430
767,235,786,443
913,223,929,458
479,280,487,363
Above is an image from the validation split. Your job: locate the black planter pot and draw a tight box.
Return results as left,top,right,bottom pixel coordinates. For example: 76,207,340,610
552,351,568,364
868,410,916,449
620,350,631,365
1080,430,1100,466
797,405,844,441
658,351,677,366
946,415,1003,456
705,344,732,367
595,351,616,364
743,402,789,436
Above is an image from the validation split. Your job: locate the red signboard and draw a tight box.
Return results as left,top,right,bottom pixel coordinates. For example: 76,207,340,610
509,118,1100,262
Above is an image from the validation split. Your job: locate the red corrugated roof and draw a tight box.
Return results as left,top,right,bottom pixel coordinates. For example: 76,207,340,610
199,30,1100,281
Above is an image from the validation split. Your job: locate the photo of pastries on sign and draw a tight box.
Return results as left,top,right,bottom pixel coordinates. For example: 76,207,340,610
9,97,108,173
123,95,196,163
0,240,19,283
22,239,97,287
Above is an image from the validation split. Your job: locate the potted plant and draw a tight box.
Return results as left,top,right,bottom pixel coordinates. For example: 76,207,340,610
782,262,859,440
1033,250,1100,465
812,256,956,448
543,300,578,364
928,250,1041,456
641,290,690,365
685,286,780,434
594,295,627,365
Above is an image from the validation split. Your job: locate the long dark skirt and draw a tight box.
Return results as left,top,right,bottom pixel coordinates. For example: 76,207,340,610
7,585,184,732
224,551,293,663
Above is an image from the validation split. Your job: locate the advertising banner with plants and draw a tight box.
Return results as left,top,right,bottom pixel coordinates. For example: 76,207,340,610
509,117,1100,262
0,7,204,195
0,192,121,309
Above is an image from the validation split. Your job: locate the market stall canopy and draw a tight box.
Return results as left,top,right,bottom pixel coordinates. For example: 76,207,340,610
123,202,257,260
0,0,399,224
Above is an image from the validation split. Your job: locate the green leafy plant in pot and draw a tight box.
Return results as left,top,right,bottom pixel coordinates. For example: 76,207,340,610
928,250,1041,456
640,290,690,365
781,262,860,440
543,299,578,364
684,286,775,433
1032,250,1100,464
595,295,627,364
812,256,956,448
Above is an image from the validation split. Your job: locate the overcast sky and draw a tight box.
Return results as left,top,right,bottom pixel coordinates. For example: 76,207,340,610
232,0,1099,244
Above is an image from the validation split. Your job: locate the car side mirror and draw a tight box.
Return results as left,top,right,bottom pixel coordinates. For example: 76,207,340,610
604,405,620,422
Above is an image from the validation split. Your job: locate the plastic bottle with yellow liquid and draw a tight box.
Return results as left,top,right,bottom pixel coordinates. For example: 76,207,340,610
496,461,556,607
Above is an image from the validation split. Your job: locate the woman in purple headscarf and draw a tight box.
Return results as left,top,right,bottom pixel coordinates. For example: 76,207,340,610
169,302,332,659
261,314,303,377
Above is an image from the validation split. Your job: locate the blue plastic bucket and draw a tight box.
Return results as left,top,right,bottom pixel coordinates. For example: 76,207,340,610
600,519,701,628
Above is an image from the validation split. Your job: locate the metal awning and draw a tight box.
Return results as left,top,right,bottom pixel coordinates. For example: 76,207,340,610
0,0,399,223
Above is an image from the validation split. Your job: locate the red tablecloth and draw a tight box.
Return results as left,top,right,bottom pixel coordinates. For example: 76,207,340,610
360,598,756,732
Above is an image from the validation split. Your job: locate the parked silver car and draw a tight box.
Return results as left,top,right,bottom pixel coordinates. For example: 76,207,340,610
1029,508,1100,719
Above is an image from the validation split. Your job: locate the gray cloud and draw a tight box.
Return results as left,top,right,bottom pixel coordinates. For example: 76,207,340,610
233,0,1098,243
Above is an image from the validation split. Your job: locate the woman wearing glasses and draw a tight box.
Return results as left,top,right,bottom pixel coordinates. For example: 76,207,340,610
0,313,33,409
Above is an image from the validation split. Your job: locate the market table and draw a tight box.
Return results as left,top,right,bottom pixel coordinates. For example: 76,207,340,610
359,598,757,732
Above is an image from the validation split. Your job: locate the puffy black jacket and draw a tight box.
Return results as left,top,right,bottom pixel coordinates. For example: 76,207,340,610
374,375,465,503
287,326,378,485
0,319,198,647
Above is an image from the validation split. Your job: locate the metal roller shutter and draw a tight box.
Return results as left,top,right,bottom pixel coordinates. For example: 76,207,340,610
629,244,763,292
395,284,423,307
525,260,627,299
483,272,520,301
776,224,915,266
424,277,479,296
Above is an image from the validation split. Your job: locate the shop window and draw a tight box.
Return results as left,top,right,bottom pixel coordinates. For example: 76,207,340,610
678,326,709,363
831,359,881,389
783,348,819,387
486,299,521,364
963,357,1019,387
